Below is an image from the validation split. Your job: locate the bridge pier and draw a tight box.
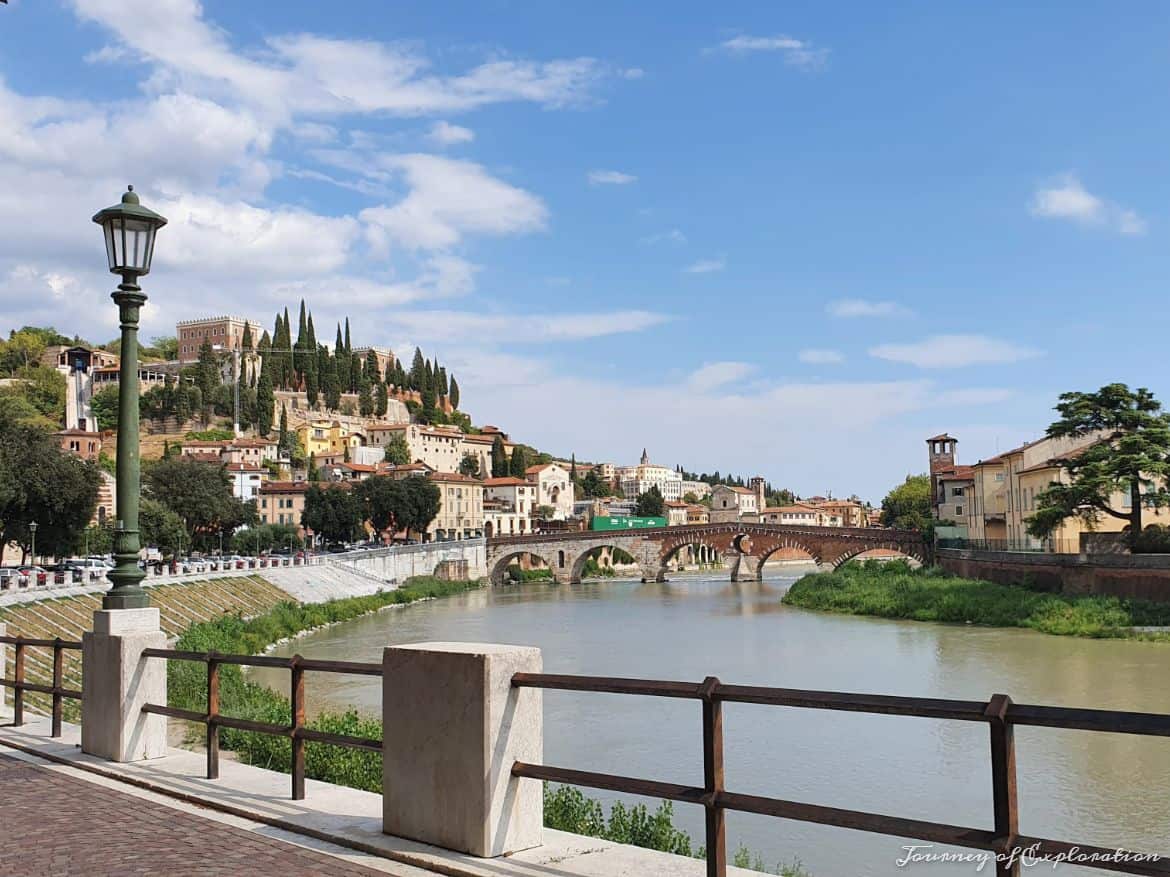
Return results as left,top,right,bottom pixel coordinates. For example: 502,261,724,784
640,564,666,583
729,553,762,582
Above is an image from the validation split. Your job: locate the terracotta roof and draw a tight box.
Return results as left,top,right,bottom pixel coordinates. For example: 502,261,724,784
56,428,101,437
926,433,956,442
427,471,483,484
387,462,434,473
259,481,308,494
665,501,690,508
183,452,223,464
525,464,557,474
483,477,528,486
1017,441,1102,475
716,485,754,495
182,439,231,448
225,463,264,472
765,504,819,514
340,463,377,473
938,466,976,481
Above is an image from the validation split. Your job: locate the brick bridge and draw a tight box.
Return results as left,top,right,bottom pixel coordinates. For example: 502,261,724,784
486,522,930,585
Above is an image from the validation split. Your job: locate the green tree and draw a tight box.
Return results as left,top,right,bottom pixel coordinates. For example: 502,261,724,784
458,452,481,477
0,412,100,562
581,470,612,499
302,484,364,545
449,375,460,410
509,446,528,479
195,339,219,405
1028,384,1170,539
143,456,251,549
401,476,441,540
634,485,666,517
3,364,67,424
358,476,401,535
358,380,374,417
384,432,411,466
409,347,425,391
140,497,186,557
256,372,274,436
491,435,508,478
880,474,933,531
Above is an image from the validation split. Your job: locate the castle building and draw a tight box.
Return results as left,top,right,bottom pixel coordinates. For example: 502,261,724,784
176,316,263,364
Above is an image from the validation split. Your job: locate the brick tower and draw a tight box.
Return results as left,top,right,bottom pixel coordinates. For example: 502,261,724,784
926,434,958,514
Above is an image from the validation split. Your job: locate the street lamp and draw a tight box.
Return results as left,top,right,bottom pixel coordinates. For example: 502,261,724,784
28,521,37,565
93,185,168,610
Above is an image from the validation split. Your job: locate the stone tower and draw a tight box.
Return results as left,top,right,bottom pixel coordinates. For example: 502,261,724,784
751,475,767,512
926,434,958,514
640,448,650,465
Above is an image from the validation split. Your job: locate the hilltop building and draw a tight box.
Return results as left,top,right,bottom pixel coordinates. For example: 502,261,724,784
619,449,683,502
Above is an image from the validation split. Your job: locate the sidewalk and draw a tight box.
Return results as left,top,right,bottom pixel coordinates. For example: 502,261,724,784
0,718,756,877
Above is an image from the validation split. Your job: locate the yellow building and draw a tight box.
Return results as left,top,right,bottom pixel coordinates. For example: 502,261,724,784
297,419,365,458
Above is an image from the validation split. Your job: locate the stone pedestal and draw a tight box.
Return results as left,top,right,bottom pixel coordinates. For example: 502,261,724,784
382,642,542,857
81,608,167,762
730,553,762,582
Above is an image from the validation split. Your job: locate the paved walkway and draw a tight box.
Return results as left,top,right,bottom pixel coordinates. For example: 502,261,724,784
0,754,390,876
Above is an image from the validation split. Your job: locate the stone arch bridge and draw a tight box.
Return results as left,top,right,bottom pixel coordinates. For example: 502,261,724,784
486,522,930,585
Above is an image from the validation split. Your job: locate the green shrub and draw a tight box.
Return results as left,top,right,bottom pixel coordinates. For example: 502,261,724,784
782,562,1170,640
1130,524,1170,554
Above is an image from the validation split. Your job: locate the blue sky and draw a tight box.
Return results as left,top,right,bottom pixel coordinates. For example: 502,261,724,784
1,1,1167,501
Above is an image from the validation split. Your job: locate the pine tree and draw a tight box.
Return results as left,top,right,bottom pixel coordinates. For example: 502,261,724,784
449,376,460,410
343,319,354,392
509,446,528,479
409,347,425,391
420,378,437,422
491,435,508,478
255,373,273,435
322,348,341,411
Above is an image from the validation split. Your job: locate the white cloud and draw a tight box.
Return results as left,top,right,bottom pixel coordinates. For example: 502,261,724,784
622,68,645,80
687,362,756,392
798,349,845,365
70,0,609,118
869,335,1041,369
359,153,549,252
710,34,829,70
428,120,474,146
684,258,725,274
1030,175,1146,235
588,169,637,185
826,298,909,318
640,229,687,245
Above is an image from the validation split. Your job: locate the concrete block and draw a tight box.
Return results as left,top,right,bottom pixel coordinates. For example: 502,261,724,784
81,609,167,762
382,641,542,857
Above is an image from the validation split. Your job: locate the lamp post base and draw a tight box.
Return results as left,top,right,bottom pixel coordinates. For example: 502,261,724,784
102,589,151,610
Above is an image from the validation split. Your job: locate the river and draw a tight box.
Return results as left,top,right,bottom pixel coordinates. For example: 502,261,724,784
253,569,1170,876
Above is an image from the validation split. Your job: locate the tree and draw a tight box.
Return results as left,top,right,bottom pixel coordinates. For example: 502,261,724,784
358,476,402,535
1028,384,1170,539
491,435,508,478
256,372,274,436
581,470,612,499
533,505,556,521
140,497,186,557
0,413,100,562
880,474,932,532
143,456,251,549
459,452,481,477
569,454,578,483
375,382,388,417
634,485,666,518
409,347,425,391
307,452,320,482
449,375,460,410
358,380,374,417
384,433,411,466
400,476,441,540
195,339,219,405
509,446,529,480
302,484,364,545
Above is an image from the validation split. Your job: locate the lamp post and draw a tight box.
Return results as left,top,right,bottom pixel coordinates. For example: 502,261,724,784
92,186,167,610
29,521,37,565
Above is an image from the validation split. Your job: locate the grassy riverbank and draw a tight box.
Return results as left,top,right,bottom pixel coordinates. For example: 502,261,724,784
782,560,1170,639
167,576,804,873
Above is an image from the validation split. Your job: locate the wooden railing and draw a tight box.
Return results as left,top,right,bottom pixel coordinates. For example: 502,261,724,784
0,635,83,737
510,673,1170,877
139,649,382,800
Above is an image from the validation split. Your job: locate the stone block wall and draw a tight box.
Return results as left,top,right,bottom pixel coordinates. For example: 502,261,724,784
937,548,1170,602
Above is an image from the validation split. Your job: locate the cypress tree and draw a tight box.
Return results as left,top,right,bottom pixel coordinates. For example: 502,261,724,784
491,435,508,478
365,349,380,382
343,319,354,392
256,372,274,436
295,299,308,382
509,446,528,479
409,347,425,391
375,382,388,417
359,380,373,417
449,376,460,410
570,454,578,483
241,322,253,352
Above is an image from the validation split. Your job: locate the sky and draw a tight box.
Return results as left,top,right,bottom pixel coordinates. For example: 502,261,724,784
1,1,1167,502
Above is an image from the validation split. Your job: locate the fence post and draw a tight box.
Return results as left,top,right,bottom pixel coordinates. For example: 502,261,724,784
81,608,167,762
382,642,542,857
206,656,220,780
51,638,63,738
700,676,727,877
985,693,1019,877
291,655,305,801
14,638,25,727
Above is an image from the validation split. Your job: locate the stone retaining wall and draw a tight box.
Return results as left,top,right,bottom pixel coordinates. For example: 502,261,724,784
937,548,1170,602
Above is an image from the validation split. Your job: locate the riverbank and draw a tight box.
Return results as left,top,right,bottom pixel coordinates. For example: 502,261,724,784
782,560,1170,639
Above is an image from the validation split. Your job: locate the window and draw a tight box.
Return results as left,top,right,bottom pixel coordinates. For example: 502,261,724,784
955,506,963,516
995,473,1005,482
951,487,965,497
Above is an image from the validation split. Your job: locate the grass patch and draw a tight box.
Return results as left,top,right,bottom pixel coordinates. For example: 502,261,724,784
782,560,1170,640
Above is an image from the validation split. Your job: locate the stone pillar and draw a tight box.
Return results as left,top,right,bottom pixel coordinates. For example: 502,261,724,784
382,642,542,857
81,608,167,762
730,553,762,582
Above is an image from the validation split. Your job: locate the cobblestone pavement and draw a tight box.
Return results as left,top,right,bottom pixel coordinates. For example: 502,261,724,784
0,754,390,876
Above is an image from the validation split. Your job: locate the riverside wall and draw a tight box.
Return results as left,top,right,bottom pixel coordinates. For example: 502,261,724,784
937,548,1170,602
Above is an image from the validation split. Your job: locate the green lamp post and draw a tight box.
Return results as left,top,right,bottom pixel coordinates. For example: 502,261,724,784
92,186,167,610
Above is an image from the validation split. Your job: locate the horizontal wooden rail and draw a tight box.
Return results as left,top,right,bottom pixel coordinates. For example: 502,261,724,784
140,648,382,801
514,672,1170,877
0,635,83,737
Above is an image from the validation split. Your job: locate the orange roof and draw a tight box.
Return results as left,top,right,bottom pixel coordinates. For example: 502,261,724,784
483,477,528,486
765,504,819,514
259,481,308,494
665,501,690,508
428,471,483,484
525,463,556,474
938,466,975,481
225,463,264,472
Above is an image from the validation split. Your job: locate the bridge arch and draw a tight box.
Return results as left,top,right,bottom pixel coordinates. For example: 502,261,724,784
830,543,926,569
657,538,722,575
489,548,557,586
756,538,823,568
569,542,644,583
